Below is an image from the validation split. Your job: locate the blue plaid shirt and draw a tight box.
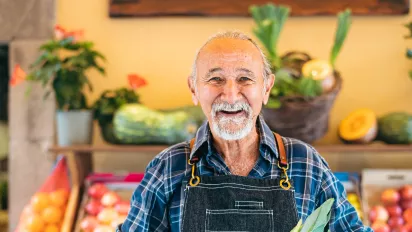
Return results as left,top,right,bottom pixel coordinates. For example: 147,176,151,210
118,116,372,232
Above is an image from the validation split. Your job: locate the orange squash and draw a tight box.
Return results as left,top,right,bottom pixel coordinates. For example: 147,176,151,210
338,109,378,144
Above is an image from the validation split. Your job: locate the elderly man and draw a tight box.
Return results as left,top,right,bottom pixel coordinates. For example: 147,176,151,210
118,31,371,232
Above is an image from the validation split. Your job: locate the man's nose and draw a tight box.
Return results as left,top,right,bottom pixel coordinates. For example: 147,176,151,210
221,79,241,104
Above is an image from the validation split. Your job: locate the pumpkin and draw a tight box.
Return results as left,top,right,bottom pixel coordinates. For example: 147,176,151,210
338,108,378,144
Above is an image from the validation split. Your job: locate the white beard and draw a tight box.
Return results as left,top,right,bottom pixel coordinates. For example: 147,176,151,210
211,101,254,141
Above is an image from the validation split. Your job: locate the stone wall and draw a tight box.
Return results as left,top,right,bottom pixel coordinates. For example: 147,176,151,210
0,0,56,230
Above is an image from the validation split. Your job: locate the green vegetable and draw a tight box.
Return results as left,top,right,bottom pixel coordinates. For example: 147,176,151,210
330,9,352,68
113,104,200,145
249,4,352,109
291,198,335,232
377,112,412,144
249,3,290,71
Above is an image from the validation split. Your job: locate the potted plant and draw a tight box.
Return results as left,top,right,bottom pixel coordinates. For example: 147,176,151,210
92,74,146,144
249,3,352,143
23,25,106,145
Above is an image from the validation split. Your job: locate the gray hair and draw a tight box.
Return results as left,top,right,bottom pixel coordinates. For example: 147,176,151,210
190,30,272,87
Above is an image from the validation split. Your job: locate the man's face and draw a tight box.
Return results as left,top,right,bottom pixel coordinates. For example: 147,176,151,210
189,38,274,140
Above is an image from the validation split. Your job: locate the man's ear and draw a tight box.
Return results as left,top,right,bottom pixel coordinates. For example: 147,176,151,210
188,75,198,105
263,74,275,105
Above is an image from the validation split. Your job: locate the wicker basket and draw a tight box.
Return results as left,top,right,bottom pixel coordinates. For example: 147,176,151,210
261,72,342,144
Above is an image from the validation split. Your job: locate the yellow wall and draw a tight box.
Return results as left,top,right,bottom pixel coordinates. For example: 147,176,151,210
57,0,412,144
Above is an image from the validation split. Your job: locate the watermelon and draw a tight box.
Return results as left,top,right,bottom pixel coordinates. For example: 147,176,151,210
377,112,412,144
113,104,201,145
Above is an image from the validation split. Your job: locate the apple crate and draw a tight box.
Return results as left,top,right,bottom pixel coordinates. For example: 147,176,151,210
361,169,412,230
73,173,144,232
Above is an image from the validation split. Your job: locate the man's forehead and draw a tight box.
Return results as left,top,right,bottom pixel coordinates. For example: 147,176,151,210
198,38,260,57
196,38,263,67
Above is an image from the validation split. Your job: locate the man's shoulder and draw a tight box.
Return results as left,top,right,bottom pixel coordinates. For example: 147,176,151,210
280,135,329,169
144,140,191,176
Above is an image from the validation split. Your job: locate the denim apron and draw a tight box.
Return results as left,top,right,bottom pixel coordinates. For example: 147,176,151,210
181,133,299,232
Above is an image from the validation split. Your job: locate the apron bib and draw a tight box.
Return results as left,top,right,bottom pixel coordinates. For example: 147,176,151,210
181,133,299,232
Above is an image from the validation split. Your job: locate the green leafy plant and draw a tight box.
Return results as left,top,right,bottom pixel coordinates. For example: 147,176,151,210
26,25,106,111
249,3,352,108
290,198,335,232
330,9,352,69
93,87,140,126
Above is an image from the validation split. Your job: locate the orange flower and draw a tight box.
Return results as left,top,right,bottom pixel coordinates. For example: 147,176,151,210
54,24,84,42
128,74,147,89
54,25,66,40
65,30,84,43
9,64,26,87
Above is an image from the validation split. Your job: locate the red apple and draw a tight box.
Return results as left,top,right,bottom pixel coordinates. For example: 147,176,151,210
382,189,401,206
115,201,131,215
401,223,412,232
80,216,99,232
85,199,103,216
400,186,412,201
371,221,390,232
386,205,403,217
97,208,119,224
402,200,412,210
404,208,412,224
369,205,389,223
388,216,405,228
88,183,109,200
101,191,120,207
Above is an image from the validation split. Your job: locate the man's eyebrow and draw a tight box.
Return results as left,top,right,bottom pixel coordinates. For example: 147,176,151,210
205,67,223,79
237,68,256,77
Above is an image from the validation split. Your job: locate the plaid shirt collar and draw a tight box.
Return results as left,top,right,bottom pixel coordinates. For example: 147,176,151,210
189,114,279,162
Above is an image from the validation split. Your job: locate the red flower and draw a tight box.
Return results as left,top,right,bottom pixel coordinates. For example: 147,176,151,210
9,64,26,87
54,24,84,42
128,74,147,89
54,24,66,40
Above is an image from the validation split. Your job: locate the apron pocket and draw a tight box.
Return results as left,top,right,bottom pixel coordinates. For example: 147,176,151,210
205,209,273,232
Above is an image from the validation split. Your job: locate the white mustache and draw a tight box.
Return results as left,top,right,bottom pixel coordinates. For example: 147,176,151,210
212,101,251,117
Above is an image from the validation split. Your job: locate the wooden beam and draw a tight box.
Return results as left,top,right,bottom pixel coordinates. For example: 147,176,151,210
109,0,409,17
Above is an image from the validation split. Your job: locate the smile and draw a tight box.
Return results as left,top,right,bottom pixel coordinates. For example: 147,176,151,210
217,110,247,117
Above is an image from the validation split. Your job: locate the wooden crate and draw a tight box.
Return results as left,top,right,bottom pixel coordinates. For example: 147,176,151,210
61,184,81,232
361,169,412,226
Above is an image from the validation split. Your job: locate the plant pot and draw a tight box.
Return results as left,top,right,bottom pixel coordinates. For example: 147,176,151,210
56,110,94,146
261,72,342,144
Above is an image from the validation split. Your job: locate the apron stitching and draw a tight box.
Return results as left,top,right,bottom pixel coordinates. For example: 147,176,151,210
198,182,285,188
193,186,285,191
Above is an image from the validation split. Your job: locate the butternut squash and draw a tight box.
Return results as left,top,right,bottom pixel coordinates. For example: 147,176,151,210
338,109,378,144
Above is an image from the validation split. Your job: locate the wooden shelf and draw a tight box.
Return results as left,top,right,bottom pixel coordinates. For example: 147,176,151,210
48,144,412,154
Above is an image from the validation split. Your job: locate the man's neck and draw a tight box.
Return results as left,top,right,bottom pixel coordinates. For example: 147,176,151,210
211,126,260,176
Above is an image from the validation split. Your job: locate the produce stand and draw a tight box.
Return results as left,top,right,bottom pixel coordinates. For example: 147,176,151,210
48,144,412,230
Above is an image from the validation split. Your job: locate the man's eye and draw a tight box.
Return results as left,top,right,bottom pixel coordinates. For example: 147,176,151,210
239,76,251,82
209,77,223,82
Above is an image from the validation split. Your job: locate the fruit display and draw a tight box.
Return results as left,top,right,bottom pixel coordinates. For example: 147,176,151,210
337,110,412,144
76,181,138,232
377,112,412,144
338,108,378,144
366,185,412,231
113,103,200,145
18,189,70,232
